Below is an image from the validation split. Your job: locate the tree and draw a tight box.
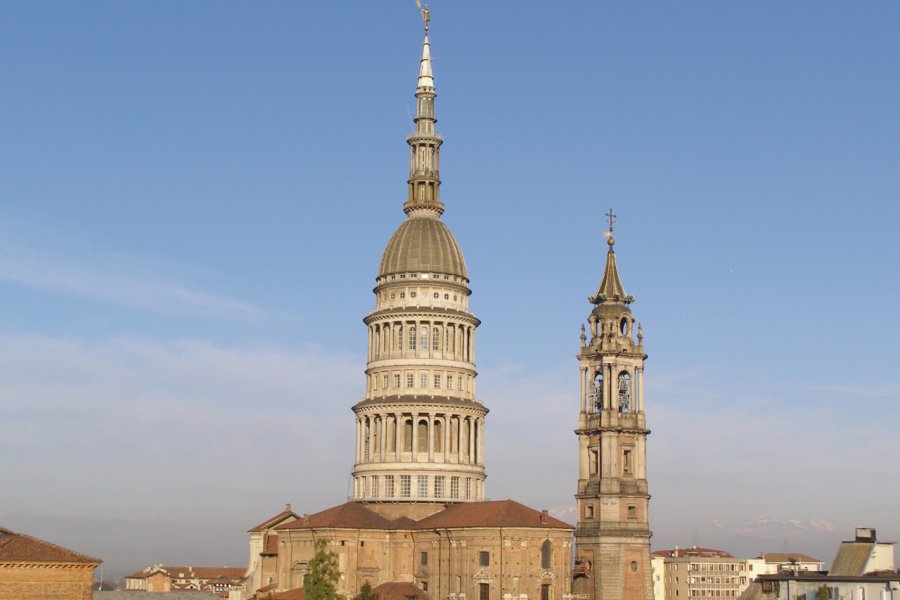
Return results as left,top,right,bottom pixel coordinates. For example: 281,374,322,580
306,539,341,600
817,585,830,600
353,582,380,600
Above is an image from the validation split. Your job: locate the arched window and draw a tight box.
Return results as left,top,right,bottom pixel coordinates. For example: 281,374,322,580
618,371,631,412
432,327,440,351
420,327,429,350
408,326,417,350
592,373,604,410
541,540,552,569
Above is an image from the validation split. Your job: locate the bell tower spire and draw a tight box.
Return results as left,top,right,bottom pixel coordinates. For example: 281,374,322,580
573,212,653,600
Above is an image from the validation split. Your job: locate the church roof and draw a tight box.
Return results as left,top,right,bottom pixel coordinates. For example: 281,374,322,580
379,212,467,280
0,526,101,564
277,502,399,531
415,500,572,529
248,504,299,532
275,500,572,532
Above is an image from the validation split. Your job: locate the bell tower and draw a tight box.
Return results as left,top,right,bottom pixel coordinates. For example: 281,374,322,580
573,211,653,600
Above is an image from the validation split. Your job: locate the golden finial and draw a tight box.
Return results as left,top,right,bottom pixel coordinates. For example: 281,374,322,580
415,0,430,31
603,208,616,246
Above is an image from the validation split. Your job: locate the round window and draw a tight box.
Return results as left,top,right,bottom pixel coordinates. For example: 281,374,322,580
433,292,439,298
630,561,638,572
410,292,416,298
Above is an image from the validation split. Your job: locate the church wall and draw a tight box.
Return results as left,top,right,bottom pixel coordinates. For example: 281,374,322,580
274,525,572,600
0,563,96,600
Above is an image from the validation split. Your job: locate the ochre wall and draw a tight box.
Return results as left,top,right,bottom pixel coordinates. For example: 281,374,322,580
0,563,96,600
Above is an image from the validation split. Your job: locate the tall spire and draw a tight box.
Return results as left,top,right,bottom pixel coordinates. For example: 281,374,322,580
404,25,444,216
589,209,634,305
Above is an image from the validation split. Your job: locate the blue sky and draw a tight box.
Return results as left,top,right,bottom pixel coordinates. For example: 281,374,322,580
1,2,898,578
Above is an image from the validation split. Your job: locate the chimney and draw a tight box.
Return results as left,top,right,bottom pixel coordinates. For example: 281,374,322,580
855,528,876,542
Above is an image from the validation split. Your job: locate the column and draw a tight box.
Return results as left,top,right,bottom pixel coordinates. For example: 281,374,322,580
580,366,587,413
427,413,435,461
395,413,403,460
356,418,362,463
467,417,475,465
477,417,485,466
411,413,418,462
380,414,387,461
638,367,645,412
443,415,450,462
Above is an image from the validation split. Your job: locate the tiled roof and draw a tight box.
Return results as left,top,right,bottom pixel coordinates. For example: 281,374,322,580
414,500,572,529
651,547,734,558
829,542,874,577
277,500,572,532
0,526,101,564
249,505,300,533
761,552,822,564
373,581,431,600
271,587,305,600
277,503,399,530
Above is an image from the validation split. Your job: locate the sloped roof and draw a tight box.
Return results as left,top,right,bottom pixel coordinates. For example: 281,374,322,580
249,504,300,532
271,587,305,600
276,500,572,532
277,503,398,530
373,581,431,600
414,500,572,529
0,526,101,564
761,552,822,564
829,542,874,577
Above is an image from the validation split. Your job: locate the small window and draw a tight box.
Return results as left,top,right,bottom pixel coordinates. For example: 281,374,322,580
450,476,459,498
400,475,411,497
541,584,550,600
448,376,454,390
434,374,441,388
394,373,401,388
420,373,428,388
409,327,417,350
479,551,490,566
420,551,428,566
627,505,637,519
406,374,414,388
480,583,490,600
585,504,595,519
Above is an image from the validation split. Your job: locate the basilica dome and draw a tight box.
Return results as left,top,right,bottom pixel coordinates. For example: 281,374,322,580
378,212,467,279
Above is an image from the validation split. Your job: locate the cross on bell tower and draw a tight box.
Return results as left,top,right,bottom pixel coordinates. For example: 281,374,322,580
573,214,653,600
